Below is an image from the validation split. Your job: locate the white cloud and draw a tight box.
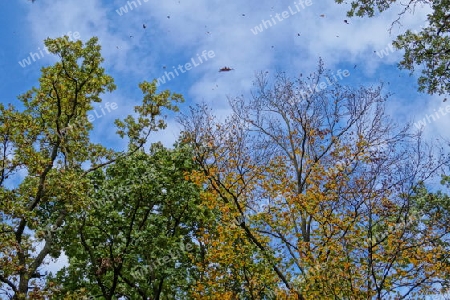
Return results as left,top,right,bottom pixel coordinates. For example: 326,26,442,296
15,0,448,150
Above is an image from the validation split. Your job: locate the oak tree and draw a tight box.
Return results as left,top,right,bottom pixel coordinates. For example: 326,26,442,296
180,61,450,299
0,36,182,299
50,143,214,300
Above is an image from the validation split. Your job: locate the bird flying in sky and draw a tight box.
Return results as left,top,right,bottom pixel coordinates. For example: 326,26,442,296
219,67,234,72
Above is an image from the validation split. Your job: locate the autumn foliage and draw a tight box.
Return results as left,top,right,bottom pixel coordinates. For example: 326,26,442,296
1,37,450,300
180,64,450,299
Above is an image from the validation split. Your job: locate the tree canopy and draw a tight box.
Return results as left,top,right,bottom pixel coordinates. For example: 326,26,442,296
179,64,450,298
0,36,183,300
1,36,450,299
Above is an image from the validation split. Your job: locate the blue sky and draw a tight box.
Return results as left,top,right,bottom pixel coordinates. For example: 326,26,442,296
1,0,448,151
1,0,449,287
